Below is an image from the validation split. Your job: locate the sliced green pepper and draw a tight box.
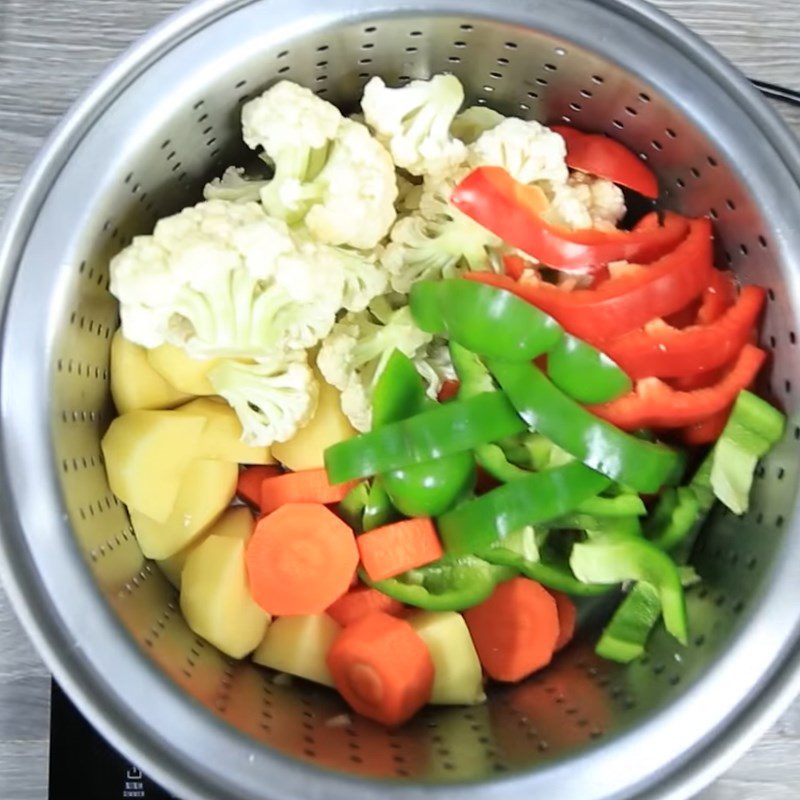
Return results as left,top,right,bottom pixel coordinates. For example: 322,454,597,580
338,482,369,531
361,555,516,611
645,486,700,552
363,479,396,531
410,279,562,361
449,341,496,398
475,442,531,482
372,350,477,517
488,359,684,493
438,461,611,555
570,535,688,645
325,391,525,484
595,583,661,663
547,333,632,404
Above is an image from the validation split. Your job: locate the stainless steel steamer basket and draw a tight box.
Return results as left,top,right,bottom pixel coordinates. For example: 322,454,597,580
1,1,800,798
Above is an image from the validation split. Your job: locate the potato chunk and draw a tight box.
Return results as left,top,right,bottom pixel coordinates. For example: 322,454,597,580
176,398,273,465
147,343,220,395
253,614,341,686
271,378,356,471
181,535,270,658
130,459,237,559
158,505,254,588
102,410,205,523
110,331,192,413
409,611,485,705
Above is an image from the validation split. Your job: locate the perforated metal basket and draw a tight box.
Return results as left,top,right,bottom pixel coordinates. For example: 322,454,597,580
1,0,800,798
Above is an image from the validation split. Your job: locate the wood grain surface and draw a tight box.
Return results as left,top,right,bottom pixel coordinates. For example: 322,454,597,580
0,1,798,798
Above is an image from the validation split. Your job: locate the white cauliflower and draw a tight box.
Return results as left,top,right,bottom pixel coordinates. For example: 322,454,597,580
209,354,319,447
242,82,396,249
381,169,500,293
545,173,626,230
414,338,456,395
110,199,344,358
203,167,268,204
326,246,388,312
317,304,435,432
450,105,505,144
468,118,569,185
361,74,467,177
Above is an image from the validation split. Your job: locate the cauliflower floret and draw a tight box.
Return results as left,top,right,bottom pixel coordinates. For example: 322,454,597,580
361,75,467,177
300,119,398,250
414,338,456,398
110,199,344,358
381,169,500,293
468,118,569,185
317,305,434,432
322,246,388,312
209,354,319,447
545,173,626,230
203,167,269,204
450,106,505,145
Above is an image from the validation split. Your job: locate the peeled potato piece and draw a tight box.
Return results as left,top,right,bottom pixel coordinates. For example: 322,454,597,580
130,459,237,559
102,410,206,523
147,343,221,395
158,505,254,588
253,614,341,687
181,535,270,658
271,378,356,471
110,331,192,413
409,611,485,705
175,398,273,465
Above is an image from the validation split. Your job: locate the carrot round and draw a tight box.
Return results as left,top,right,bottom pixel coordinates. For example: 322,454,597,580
237,465,282,507
551,590,577,652
464,577,559,682
326,612,434,725
260,468,357,515
357,518,443,582
246,503,358,616
327,587,405,627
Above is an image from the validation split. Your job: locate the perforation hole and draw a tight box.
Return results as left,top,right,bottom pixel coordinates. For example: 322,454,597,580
759,235,768,248
690,167,701,179
580,89,593,98
448,56,461,63
725,198,736,211
505,41,519,49
569,102,582,112
666,127,677,138
591,74,604,83
612,119,624,129
624,106,637,116
544,62,557,72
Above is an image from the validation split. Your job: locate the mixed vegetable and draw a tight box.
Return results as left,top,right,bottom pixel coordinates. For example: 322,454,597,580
102,74,786,727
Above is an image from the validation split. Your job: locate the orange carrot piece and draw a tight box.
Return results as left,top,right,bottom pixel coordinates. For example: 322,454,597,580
260,468,357,515
246,503,358,616
464,577,559,682
550,591,577,652
326,612,434,725
237,465,282,507
357,518,443,582
327,587,405,627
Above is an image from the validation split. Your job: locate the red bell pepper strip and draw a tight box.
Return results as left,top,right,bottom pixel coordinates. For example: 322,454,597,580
681,409,731,445
587,344,766,430
466,216,713,344
451,167,689,272
551,125,658,199
437,380,461,402
665,269,736,329
603,285,765,379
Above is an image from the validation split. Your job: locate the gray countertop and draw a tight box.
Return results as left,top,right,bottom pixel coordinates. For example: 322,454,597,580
1,1,799,798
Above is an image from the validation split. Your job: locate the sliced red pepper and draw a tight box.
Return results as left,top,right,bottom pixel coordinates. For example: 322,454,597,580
437,380,461,402
551,125,658,199
603,285,765,379
681,409,731,445
665,269,736,329
588,344,766,430
451,167,689,272
467,216,712,344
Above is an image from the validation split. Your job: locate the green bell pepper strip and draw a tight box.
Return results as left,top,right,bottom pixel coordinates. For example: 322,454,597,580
449,341,496,398
361,556,517,611
547,333,632,404
645,486,700,552
363,479,396,531
475,442,531,482
488,358,684,493
570,535,688,645
410,279,563,361
438,461,611,555
325,391,525,484
338,482,369,531
595,583,661,662
372,350,477,517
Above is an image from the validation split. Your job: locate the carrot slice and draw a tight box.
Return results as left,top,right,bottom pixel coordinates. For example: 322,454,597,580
237,465,282,507
260,468,357,515
246,503,358,616
326,612,434,725
551,591,577,652
357,518,444,582
464,577,559,682
327,587,405,627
